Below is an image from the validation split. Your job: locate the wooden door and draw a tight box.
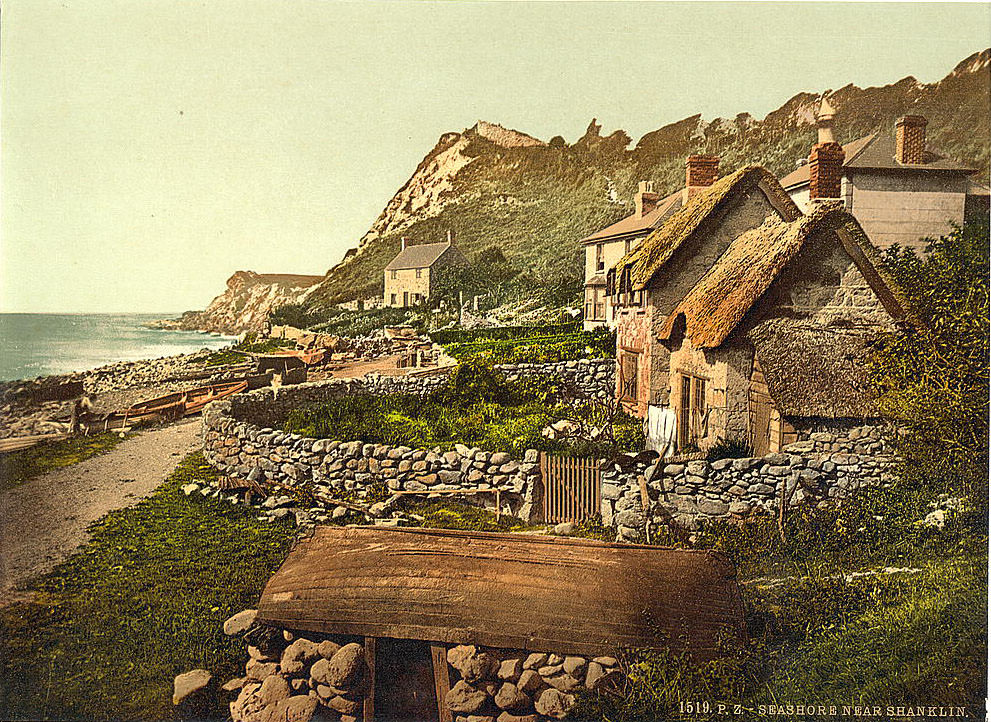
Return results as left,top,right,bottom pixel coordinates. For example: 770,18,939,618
749,390,772,457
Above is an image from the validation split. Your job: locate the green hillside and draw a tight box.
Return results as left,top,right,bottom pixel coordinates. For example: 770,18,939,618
306,49,990,309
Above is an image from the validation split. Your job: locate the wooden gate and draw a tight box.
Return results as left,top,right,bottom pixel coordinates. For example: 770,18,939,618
539,453,601,524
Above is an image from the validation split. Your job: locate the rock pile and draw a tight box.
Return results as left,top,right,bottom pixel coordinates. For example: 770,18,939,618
220,612,370,722
212,610,625,722
444,645,623,722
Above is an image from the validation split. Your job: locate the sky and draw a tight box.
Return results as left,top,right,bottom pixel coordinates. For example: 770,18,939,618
2,1,989,314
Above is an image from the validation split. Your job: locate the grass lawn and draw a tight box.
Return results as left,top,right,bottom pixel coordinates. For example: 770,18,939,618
0,452,296,721
0,432,127,492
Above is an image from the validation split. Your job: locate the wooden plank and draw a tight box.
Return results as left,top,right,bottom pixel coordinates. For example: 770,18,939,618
257,526,746,660
431,644,453,722
363,636,376,722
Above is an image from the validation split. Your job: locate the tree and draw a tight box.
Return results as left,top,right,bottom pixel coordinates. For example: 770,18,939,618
870,221,989,512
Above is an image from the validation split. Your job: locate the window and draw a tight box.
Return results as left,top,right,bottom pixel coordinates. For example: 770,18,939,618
390,294,397,305
390,270,398,280
596,244,605,272
624,238,632,255
677,374,708,449
619,351,639,401
416,268,422,279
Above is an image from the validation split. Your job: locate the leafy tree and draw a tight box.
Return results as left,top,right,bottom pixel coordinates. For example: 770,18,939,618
430,246,521,310
870,221,989,514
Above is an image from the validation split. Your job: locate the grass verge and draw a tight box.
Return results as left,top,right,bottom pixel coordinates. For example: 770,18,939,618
0,452,296,721
0,432,127,491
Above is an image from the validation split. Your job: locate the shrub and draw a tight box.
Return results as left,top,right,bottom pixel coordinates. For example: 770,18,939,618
705,437,753,462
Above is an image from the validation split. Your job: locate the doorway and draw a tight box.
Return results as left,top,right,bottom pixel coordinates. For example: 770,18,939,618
374,638,441,722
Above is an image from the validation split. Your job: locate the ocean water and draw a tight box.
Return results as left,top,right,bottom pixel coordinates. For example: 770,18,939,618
0,313,237,382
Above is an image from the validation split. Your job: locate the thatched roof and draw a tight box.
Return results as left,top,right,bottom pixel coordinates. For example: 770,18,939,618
659,204,915,348
748,318,881,419
611,166,800,291
257,526,746,660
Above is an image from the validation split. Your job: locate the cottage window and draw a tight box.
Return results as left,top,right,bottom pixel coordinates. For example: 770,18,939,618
416,268,422,279
390,294,397,305
390,270,398,280
596,244,605,272
624,238,632,255
619,351,639,401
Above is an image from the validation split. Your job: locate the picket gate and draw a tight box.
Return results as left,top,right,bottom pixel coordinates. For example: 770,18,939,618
539,453,601,524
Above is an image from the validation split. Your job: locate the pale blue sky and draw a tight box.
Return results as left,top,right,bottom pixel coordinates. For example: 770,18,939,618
2,1,988,313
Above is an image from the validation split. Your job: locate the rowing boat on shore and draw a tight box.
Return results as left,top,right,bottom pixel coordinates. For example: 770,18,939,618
79,380,248,433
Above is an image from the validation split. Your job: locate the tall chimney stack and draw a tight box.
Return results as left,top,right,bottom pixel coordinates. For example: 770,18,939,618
634,181,660,218
895,115,927,165
809,98,845,202
446,229,454,244
683,155,720,204
401,237,408,251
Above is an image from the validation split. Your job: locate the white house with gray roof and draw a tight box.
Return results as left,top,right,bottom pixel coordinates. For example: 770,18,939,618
781,103,988,251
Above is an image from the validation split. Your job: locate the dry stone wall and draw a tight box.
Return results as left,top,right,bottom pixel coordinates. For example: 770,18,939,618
601,424,897,542
495,359,615,401
203,379,543,521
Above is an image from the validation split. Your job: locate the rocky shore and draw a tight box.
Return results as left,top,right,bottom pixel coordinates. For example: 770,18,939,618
0,349,233,439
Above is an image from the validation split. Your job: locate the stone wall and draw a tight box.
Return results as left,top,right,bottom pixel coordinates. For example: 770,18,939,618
600,424,896,542
203,379,542,521
494,358,615,401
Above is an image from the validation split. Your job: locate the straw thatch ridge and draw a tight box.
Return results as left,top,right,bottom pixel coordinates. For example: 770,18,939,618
610,166,800,291
748,318,880,418
659,205,914,348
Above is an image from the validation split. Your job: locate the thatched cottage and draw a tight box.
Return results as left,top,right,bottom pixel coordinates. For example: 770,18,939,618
607,164,914,455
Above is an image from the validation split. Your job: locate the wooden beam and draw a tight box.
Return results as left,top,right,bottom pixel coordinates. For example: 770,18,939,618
363,636,376,722
430,644,453,722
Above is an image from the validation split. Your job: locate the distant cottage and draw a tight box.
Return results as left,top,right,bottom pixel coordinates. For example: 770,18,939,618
383,234,467,308
607,165,915,456
781,99,989,250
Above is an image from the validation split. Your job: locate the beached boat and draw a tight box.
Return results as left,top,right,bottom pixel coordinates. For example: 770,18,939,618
265,348,326,366
80,380,247,433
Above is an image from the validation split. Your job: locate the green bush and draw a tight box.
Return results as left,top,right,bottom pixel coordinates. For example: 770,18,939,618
429,322,581,344
443,328,615,364
705,437,753,462
283,361,641,457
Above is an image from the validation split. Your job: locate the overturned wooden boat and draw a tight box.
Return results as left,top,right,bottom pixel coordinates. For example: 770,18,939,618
257,526,746,660
80,380,248,433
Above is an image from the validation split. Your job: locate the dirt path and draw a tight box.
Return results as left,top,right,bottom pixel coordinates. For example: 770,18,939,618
0,419,201,601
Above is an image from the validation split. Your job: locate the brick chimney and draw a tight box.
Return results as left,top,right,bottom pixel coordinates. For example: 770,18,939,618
683,155,720,204
634,181,660,218
809,98,845,201
895,115,927,165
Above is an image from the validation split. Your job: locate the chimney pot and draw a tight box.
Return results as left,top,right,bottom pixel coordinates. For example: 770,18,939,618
683,155,720,204
895,115,927,164
816,96,837,144
634,180,660,218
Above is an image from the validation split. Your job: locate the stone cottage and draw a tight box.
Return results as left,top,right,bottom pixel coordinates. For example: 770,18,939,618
383,235,467,308
780,98,989,251
607,164,914,455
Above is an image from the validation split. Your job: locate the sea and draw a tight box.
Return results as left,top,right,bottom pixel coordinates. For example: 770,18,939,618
0,313,237,382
